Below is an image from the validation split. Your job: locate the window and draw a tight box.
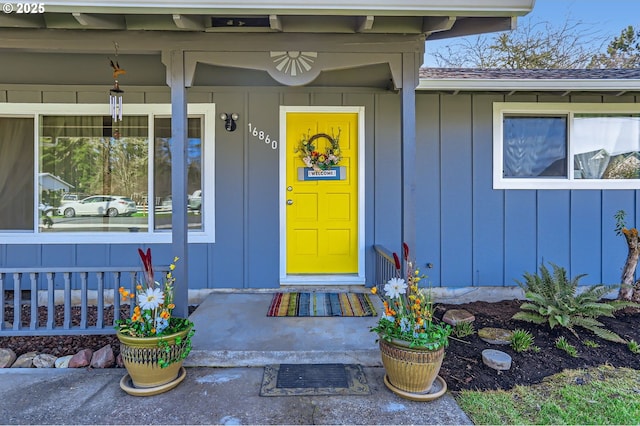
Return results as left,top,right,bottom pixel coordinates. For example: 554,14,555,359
494,103,640,189
0,104,215,243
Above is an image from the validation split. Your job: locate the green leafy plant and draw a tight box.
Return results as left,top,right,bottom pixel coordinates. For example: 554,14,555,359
510,329,535,352
452,321,475,338
583,339,601,349
556,336,578,357
628,340,640,354
370,243,451,350
512,262,635,343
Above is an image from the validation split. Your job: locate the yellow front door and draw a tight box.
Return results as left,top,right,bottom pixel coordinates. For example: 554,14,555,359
285,112,358,274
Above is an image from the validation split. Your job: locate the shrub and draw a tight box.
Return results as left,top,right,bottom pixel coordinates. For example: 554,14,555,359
512,262,636,343
452,321,475,338
628,340,640,354
556,336,578,357
510,329,535,352
583,339,600,349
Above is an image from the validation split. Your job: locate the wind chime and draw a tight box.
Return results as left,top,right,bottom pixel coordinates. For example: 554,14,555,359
109,42,126,139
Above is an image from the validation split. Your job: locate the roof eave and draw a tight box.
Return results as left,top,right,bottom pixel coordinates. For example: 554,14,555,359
417,78,640,93
42,0,536,16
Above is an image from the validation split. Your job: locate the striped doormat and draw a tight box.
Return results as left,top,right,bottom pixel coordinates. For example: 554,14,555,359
267,292,377,317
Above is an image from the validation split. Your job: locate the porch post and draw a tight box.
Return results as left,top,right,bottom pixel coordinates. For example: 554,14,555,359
401,52,418,254
168,49,189,317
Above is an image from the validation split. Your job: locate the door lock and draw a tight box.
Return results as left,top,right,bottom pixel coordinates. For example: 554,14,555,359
287,199,293,205
287,186,293,191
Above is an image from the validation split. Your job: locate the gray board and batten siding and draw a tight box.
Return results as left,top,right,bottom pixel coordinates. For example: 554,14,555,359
2,61,640,290
0,86,388,290
417,90,640,289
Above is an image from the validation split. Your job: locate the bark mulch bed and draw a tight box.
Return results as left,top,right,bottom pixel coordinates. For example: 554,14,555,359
2,300,639,393
436,299,640,392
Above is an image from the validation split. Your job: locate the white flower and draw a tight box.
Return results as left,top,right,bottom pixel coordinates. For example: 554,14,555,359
138,287,165,310
303,157,313,168
384,277,407,299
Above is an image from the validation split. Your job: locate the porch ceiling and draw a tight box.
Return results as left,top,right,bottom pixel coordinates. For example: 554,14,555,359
0,1,534,38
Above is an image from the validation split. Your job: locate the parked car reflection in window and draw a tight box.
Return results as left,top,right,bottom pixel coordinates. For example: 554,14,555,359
61,195,137,218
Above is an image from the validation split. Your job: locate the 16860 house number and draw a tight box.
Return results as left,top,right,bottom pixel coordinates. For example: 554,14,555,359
248,123,278,150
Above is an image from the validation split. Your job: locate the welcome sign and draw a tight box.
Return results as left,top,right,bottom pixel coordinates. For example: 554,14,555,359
298,166,346,181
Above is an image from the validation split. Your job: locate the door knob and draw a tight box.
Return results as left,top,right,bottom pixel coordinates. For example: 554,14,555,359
287,199,293,205
287,186,293,191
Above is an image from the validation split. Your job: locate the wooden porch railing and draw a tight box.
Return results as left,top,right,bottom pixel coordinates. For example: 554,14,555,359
0,266,167,337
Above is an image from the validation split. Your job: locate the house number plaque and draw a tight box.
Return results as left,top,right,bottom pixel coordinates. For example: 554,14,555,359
248,123,278,150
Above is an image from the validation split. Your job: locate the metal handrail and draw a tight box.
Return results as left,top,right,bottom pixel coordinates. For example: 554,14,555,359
373,244,399,288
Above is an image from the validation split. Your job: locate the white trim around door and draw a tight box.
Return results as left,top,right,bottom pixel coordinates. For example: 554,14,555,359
278,106,366,286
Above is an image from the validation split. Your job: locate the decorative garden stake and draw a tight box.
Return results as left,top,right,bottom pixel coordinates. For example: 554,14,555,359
615,210,640,302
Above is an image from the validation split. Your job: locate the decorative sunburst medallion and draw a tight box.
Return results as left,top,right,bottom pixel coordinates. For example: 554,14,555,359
270,51,318,77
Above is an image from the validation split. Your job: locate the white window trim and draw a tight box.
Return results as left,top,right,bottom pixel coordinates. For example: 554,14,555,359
0,103,215,244
494,102,640,190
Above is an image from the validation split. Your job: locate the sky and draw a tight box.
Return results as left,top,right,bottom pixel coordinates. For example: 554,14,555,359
423,0,640,66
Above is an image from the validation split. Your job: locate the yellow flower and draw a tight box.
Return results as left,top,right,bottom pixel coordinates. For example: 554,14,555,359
169,264,176,271
173,256,179,262
168,303,175,309
371,287,378,295
136,284,142,291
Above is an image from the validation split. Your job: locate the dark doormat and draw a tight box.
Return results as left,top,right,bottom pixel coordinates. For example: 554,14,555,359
259,363,370,396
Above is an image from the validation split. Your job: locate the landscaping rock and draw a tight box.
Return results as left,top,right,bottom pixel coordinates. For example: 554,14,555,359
478,327,513,345
0,348,17,368
11,351,38,368
33,353,57,368
442,309,475,326
68,349,93,368
90,344,115,368
116,353,124,368
55,355,73,368
482,349,512,371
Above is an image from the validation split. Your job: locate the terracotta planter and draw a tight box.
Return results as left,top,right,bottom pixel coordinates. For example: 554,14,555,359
117,327,191,389
379,338,445,394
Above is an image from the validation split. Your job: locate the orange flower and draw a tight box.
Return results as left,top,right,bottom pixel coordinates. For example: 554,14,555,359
168,303,175,309
160,310,170,319
370,287,377,295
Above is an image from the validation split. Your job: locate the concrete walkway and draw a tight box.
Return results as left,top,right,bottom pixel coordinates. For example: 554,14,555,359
0,292,473,425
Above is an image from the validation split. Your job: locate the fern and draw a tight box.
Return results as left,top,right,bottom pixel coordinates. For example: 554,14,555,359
513,262,638,343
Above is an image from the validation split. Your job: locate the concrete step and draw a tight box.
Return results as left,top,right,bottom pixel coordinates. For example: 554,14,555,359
185,291,383,367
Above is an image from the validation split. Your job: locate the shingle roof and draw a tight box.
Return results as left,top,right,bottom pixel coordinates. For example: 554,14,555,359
419,68,640,80
417,68,640,93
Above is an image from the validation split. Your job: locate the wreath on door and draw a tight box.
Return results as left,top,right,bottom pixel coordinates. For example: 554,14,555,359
295,129,342,171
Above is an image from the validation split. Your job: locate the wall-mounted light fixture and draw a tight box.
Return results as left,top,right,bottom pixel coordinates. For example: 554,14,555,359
220,112,239,132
